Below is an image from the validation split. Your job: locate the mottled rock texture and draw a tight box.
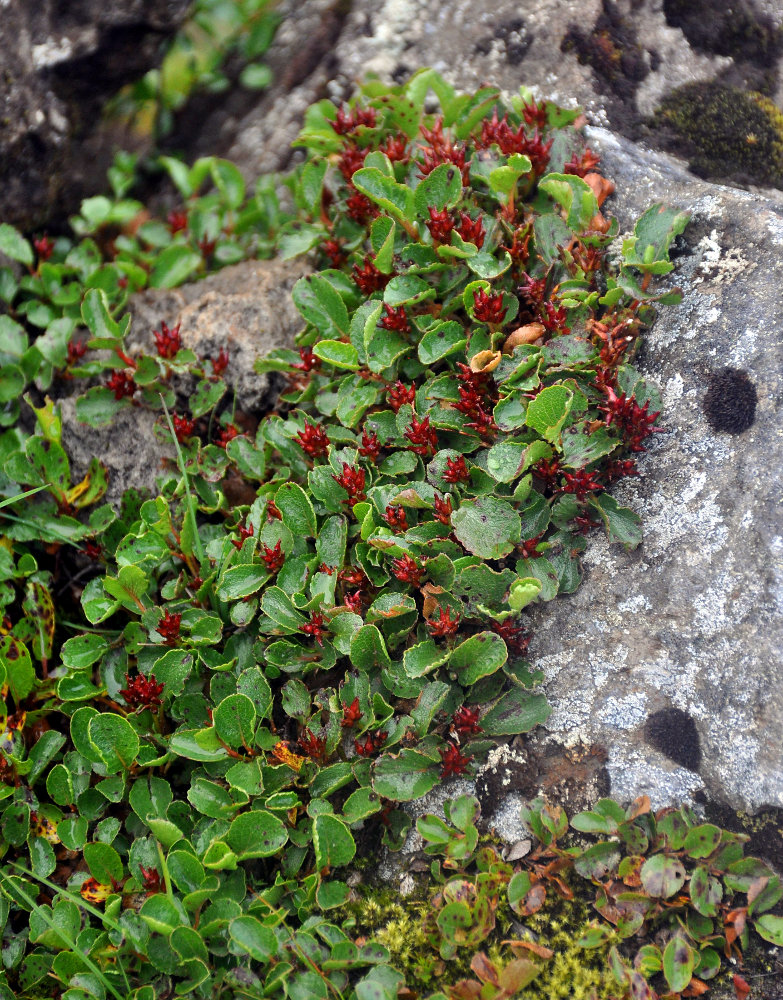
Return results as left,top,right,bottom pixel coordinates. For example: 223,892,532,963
0,0,188,230
525,127,783,815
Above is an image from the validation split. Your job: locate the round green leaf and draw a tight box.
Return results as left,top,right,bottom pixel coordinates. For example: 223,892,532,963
372,750,439,802
755,913,783,945
212,693,257,749
313,814,356,871
689,866,722,917
83,842,123,885
229,915,278,962
275,482,317,537
640,853,686,898
451,496,521,559
450,632,507,685
87,713,140,773
662,937,695,993
149,245,202,288
227,809,288,859
312,340,359,370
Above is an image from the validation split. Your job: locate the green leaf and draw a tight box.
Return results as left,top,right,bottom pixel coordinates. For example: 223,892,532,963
755,914,783,946
588,493,642,548
293,273,350,337
0,224,33,266
75,386,130,428
312,339,360,370
372,750,439,802
682,823,722,859
538,173,599,232
640,854,686,898
414,163,463,216
275,482,317,537
0,635,34,703
229,915,278,962
60,633,110,670
525,385,573,443
212,694,257,749
481,690,551,736
486,440,550,483
87,714,140,772
140,895,186,934
0,365,25,404
313,814,357,870
403,639,450,679
689,866,722,917
352,168,414,225
83,842,123,885
451,496,521,559
662,937,695,993
384,275,437,308
450,632,507,685
561,423,618,469
149,246,202,288
350,625,391,671
81,288,120,340
227,810,288,859
216,564,270,601
418,321,467,365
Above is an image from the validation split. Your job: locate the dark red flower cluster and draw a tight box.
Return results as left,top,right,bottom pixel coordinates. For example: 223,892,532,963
453,363,498,436
354,730,387,757
517,533,543,559
330,104,377,135
352,256,388,294
379,132,409,163
418,119,470,183
533,458,561,491
452,705,482,739
379,304,409,333
387,381,416,413
212,347,229,377
34,235,55,262
199,236,217,259
434,493,453,525
121,672,165,709
333,463,366,504
542,301,570,334
491,618,531,657
456,211,485,249
232,522,254,551
518,273,547,306
339,565,366,588
341,697,363,728
599,384,662,452
296,420,330,458
344,590,364,614
345,190,376,225
439,740,472,778
298,729,327,761
139,865,162,895
172,413,195,443
604,457,638,482
426,207,454,243
563,147,601,177
167,210,188,234
82,540,102,561
66,338,87,366
476,109,552,172
391,554,422,587
358,428,381,459
338,145,368,181
262,540,285,573
384,505,408,531
322,239,345,268
215,423,239,448
156,611,182,646
562,469,603,501
473,287,507,325
294,346,319,372
521,99,548,130
405,414,438,456
302,612,327,646
443,455,470,484
428,606,460,638
106,370,136,400
154,321,182,359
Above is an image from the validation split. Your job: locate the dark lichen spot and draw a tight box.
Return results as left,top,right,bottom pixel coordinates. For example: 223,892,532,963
662,0,782,71
561,1,648,97
645,707,701,772
652,84,783,188
703,367,757,434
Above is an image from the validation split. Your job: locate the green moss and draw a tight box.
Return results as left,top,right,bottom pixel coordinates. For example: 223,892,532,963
337,878,615,998
654,83,783,188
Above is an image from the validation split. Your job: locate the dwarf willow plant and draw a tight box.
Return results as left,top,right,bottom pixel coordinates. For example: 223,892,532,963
0,71,700,999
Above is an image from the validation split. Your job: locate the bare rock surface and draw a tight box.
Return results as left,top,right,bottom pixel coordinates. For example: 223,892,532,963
61,258,309,508
0,0,188,230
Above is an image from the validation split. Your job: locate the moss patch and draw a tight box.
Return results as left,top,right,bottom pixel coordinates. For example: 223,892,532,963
653,83,783,188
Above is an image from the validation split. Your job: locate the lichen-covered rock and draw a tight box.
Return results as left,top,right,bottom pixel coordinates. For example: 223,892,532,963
523,127,783,815
0,0,188,230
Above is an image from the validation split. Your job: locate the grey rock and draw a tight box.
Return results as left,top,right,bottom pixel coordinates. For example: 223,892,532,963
522,127,783,815
60,257,310,508
0,0,188,230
